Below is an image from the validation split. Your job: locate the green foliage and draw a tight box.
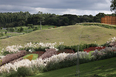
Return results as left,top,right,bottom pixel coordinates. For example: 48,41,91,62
5,31,7,35
2,71,18,77
18,27,24,32
30,57,116,77
101,43,109,47
41,56,91,72
34,47,46,52
1,51,13,56
0,32,4,37
56,44,98,52
71,43,98,52
25,47,35,52
57,45,66,50
0,27,3,29
7,28,14,32
33,27,38,31
27,24,34,28
80,23,116,29
0,11,115,28
110,0,116,12
17,67,34,77
0,59,2,65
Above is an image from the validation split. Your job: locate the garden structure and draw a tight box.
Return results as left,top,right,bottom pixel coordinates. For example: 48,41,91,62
101,16,116,25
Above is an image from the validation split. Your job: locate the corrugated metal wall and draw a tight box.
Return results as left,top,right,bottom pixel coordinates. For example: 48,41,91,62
101,16,116,25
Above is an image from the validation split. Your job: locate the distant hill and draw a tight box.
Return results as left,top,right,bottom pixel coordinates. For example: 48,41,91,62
0,24,116,48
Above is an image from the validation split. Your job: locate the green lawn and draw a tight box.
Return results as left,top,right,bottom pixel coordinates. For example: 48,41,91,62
23,54,38,60
29,57,116,77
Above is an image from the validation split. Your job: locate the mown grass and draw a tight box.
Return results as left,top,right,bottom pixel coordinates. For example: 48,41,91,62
23,54,38,60
29,57,116,77
0,24,116,49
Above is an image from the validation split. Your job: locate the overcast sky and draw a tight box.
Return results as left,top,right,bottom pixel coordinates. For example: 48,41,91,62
0,0,114,16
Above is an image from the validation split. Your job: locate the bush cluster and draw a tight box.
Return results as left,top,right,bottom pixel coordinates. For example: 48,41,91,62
3,67,34,77
80,23,116,29
91,47,116,60
71,43,98,52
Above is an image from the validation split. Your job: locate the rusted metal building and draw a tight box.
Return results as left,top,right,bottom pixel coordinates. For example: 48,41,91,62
101,16,116,25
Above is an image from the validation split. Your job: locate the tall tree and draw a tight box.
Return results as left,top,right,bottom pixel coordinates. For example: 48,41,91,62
37,11,45,29
110,0,116,14
94,13,105,22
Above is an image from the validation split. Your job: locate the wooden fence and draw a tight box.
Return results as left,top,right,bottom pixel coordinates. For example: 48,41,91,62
101,16,116,25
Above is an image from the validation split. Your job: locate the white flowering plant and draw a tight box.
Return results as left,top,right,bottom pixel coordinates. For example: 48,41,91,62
0,51,91,75
91,46,116,60
1,42,61,55
107,37,116,44
0,42,107,76
1,45,23,55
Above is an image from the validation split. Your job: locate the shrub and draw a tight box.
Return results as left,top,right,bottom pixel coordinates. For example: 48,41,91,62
71,43,98,52
0,51,91,74
5,31,7,35
17,67,34,77
57,45,65,50
0,60,2,65
0,27,2,30
2,71,18,77
7,28,14,32
43,52,91,72
27,24,34,28
80,23,116,30
18,27,24,32
2,67,34,77
0,32,3,37
1,51,12,56
33,27,38,31
34,47,46,51
91,47,116,60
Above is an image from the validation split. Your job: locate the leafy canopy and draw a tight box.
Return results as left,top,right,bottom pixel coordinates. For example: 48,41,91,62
110,0,116,13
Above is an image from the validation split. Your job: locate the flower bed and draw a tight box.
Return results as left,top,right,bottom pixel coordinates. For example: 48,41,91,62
57,49,74,54
0,51,90,75
84,46,106,53
1,39,116,77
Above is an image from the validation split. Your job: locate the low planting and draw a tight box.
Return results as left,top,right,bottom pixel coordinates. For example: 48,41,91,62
91,47,116,60
84,46,106,52
1,37,116,76
0,52,91,76
29,57,116,77
1,42,98,55
80,23,116,29
1,42,58,55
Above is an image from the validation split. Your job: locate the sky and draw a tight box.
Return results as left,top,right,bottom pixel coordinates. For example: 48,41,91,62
0,0,114,16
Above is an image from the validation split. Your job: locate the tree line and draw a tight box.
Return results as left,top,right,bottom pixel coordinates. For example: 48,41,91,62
0,11,115,28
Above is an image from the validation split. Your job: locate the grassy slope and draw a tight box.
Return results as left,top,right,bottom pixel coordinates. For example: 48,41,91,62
1,24,116,48
29,57,116,77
